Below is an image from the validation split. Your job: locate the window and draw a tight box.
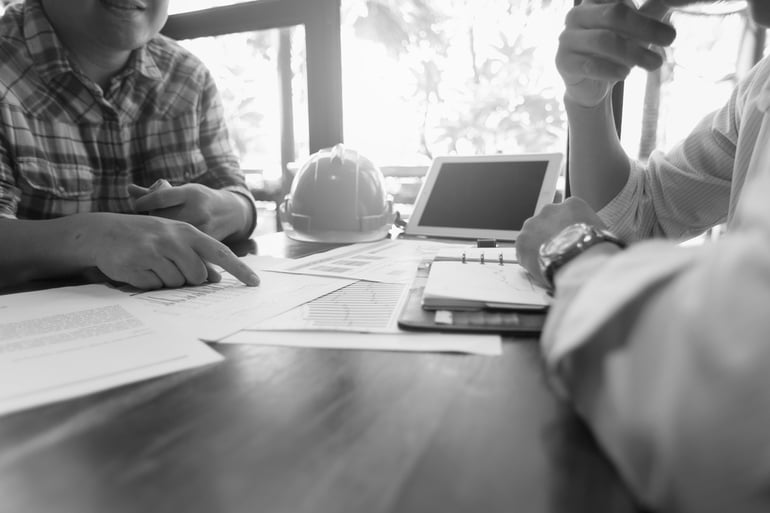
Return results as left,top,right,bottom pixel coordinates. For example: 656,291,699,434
165,0,573,214
620,2,767,160
340,1,571,165
173,27,309,191
340,0,572,208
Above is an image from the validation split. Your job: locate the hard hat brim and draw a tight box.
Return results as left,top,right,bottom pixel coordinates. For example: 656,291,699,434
283,226,391,244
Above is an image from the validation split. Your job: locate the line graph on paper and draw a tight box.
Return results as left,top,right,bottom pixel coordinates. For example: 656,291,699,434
127,276,247,307
247,281,409,333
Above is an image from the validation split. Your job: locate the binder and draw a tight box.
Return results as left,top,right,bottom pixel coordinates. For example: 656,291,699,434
433,246,518,265
397,261,547,334
421,248,550,311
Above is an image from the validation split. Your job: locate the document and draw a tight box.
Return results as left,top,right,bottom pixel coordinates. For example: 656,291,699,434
266,239,464,284
248,280,408,333
123,255,355,342
0,285,222,417
217,279,503,355
218,330,502,356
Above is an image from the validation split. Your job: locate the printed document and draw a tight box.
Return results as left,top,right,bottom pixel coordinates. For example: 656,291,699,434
0,285,222,417
124,255,354,341
218,330,502,356
266,239,464,283
217,279,503,355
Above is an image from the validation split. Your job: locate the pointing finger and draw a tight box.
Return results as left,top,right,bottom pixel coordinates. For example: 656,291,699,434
194,236,260,287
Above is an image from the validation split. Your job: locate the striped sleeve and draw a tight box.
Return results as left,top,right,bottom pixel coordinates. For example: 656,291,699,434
598,83,741,242
194,68,257,235
0,111,18,219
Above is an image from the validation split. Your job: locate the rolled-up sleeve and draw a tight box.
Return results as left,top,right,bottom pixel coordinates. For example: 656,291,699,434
598,76,746,243
0,127,18,219
543,170,770,513
195,69,257,235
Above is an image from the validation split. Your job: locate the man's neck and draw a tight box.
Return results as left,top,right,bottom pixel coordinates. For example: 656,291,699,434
67,47,132,90
38,0,133,90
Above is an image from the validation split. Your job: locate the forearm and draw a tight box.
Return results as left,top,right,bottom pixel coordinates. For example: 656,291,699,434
0,215,96,287
545,235,770,513
565,94,631,211
218,189,256,243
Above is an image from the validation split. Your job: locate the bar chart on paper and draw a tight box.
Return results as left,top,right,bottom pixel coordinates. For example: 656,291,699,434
246,281,409,332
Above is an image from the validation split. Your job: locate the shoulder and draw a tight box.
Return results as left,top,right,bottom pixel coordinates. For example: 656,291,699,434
146,35,215,87
143,35,218,112
0,4,37,108
736,55,770,105
0,2,24,39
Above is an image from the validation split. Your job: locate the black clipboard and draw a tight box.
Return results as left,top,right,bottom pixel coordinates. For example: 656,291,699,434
397,262,546,334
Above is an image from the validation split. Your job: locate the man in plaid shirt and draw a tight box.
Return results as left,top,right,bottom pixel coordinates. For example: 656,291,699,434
0,0,261,289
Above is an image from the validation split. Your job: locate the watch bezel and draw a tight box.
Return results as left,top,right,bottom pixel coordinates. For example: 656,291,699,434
538,223,625,289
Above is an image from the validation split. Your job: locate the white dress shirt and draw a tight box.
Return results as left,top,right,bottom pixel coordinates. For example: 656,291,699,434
543,54,770,512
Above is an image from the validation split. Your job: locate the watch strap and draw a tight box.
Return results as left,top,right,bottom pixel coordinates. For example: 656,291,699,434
540,223,626,289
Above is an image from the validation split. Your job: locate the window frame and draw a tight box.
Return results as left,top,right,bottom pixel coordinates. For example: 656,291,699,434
162,0,344,155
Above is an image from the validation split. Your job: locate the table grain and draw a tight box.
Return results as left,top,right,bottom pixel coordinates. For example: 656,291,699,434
0,233,643,513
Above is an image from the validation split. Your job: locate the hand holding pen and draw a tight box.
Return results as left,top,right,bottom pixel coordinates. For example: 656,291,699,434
555,0,677,107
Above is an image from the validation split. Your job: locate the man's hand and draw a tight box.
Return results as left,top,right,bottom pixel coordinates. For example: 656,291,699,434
79,212,260,290
555,0,676,107
129,181,253,242
517,197,607,287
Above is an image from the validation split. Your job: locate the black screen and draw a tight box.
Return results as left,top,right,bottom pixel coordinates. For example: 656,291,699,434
418,160,548,231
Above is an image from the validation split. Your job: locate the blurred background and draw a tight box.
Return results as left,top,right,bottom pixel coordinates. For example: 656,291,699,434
2,0,766,234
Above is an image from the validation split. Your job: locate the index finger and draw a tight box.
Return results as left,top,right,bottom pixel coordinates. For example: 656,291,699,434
193,236,260,287
638,0,670,19
572,0,676,45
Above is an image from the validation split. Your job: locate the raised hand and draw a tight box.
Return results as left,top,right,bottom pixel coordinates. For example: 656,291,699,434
555,0,676,107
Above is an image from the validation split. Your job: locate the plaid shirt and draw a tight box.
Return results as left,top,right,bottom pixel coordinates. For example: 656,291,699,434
0,0,255,227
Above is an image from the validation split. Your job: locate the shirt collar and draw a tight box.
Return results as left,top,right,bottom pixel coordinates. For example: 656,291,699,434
23,0,72,83
125,44,164,83
23,0,163,86
757,78,770,113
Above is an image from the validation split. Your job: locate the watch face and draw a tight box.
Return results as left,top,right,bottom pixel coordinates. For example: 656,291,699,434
543,223,587,256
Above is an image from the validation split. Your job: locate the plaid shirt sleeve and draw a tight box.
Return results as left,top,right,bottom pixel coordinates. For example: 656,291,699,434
0,116,18,219
195,68,257,236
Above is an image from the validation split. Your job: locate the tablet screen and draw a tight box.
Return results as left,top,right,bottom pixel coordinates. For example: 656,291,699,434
418,160,547,231
404,153,562,241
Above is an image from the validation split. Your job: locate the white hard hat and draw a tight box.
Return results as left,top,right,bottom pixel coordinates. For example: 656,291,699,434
279,144,394,243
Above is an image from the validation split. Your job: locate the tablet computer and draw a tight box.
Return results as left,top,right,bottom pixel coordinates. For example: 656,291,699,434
403,153,563,241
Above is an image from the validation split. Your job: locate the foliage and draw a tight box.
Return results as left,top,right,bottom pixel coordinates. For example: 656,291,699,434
343,0,569,160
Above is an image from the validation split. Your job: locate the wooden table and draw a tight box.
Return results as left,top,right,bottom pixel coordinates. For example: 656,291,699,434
0,233,642,513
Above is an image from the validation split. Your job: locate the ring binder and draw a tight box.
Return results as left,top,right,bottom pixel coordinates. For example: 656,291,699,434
435,246,518,265
418,246,550,311
397,263,547,334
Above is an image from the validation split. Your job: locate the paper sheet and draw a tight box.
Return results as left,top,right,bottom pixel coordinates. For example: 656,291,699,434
266,239,465,283
218,277,503,355
218,330,502,356
0,285,222,417
248,280,409,333
123,256,355,341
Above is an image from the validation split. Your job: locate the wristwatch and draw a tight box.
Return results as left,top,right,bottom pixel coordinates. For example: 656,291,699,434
538,222,626,289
